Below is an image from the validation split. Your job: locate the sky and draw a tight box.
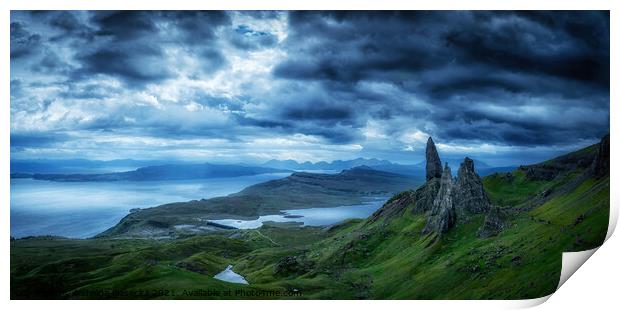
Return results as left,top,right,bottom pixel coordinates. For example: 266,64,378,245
10,11,610,166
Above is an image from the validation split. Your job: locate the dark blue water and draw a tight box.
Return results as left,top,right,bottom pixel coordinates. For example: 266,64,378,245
210,197,387,229
10,173,291,238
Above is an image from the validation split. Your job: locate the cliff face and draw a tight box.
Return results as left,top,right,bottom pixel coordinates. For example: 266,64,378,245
595,134,610,177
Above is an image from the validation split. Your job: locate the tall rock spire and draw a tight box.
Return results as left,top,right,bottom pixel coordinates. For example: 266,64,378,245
425,137,442,181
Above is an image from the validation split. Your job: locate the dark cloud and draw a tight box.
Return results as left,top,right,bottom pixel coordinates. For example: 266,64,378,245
32,50,73,75
194,48,228,75
10,22,42,59
69,12,171,86
9,11,610,164
46,11,232,87
10,132,70,148
277,11,609,88
234,115,292,130
162,11,231,42
92,11,158,41
443,11,609,87
284,105,353,121
274,11,609,147
77,46,173,84
46,11,96,42
48,11,83,32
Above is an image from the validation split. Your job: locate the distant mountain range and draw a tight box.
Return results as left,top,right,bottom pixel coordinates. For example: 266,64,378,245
260,158,516,177
11,157,516,182
11,163,290,182
260,158,393,171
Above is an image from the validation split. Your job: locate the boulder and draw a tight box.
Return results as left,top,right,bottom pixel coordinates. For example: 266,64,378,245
477,206,508,238
274,255,313,275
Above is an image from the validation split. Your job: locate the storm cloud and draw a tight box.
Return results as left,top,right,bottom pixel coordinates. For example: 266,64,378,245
10,11,609,165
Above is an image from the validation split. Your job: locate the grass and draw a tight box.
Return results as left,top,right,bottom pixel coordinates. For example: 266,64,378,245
483,170,548,206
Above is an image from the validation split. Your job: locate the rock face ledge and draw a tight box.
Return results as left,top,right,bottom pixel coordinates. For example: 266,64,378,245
425,137,443,181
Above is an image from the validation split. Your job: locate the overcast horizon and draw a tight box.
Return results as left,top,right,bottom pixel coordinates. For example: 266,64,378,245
10,11,609,167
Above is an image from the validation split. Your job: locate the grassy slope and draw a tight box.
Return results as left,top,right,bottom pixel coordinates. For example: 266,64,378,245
11,145,609,299
299,174,608,299
11,227,328,299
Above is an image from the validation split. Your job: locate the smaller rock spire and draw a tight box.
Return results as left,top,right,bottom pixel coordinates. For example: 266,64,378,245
454,157,490,214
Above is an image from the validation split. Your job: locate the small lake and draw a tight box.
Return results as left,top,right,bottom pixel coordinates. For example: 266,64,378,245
10,173,291,238
209,197,387,229
213,265,248,285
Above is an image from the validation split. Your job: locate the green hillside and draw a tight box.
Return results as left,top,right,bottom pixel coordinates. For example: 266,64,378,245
11,138,609,299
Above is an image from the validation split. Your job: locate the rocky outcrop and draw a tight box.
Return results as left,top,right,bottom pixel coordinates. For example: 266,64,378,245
369,190,416,223
368,137,445,225
426,137,442,181
375,137,494,237
520,164,560,181
411,178,441,213
595,134,610,177
368,178,441,224
454,157,491,214
274,255,314,275
477,206,508,238
422,163,456,234
519,137,604,182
